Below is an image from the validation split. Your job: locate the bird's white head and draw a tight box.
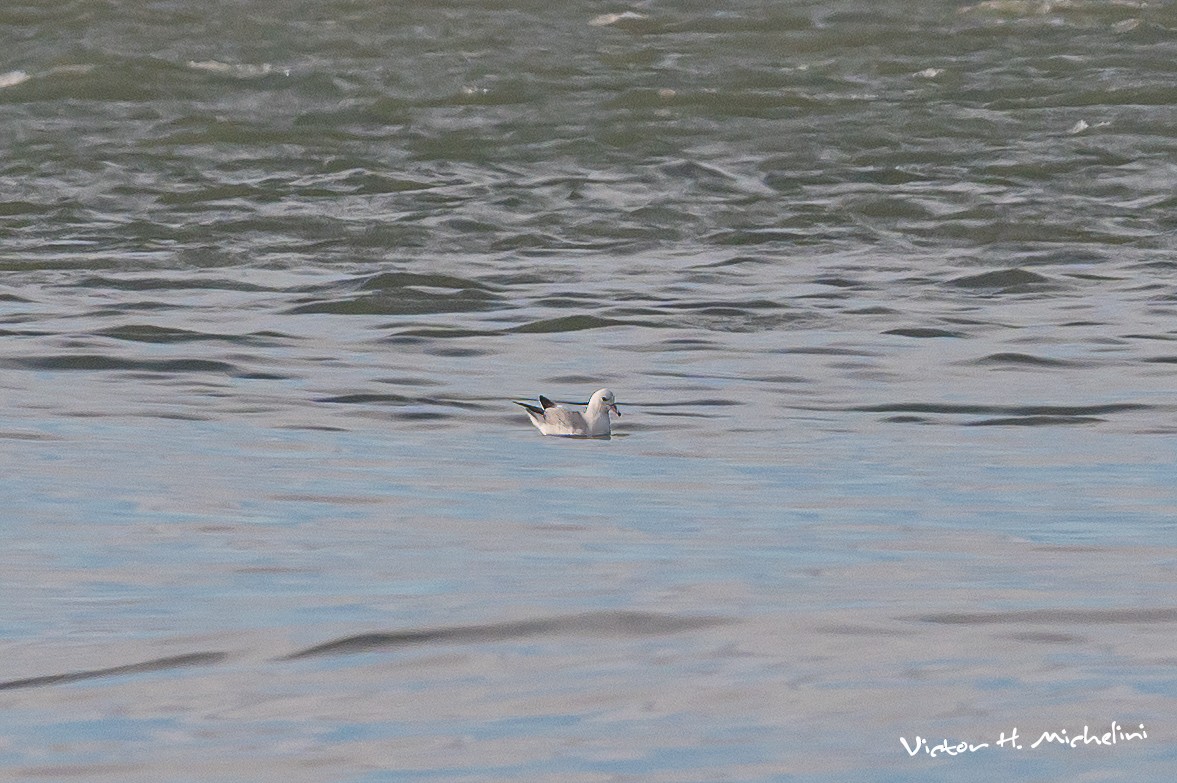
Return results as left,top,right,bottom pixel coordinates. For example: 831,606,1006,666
592,388,620,417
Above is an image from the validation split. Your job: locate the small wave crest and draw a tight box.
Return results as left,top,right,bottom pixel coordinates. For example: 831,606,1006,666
186,60,290,78
0,70,30,89
589,11,648,27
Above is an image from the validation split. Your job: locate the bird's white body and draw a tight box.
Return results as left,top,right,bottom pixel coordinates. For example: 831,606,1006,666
514,388,620,437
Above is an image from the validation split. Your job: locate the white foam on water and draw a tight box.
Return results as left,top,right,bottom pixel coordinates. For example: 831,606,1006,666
589,11,647,27
0,70,30,89
187,60,288,78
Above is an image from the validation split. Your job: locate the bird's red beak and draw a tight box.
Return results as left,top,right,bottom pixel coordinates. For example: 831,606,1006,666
610,403,620,417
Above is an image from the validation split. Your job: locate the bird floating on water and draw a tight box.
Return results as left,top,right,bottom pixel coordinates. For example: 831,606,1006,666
514,388,620,437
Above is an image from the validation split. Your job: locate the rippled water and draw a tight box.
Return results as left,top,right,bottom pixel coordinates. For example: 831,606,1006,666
3,1,1177,780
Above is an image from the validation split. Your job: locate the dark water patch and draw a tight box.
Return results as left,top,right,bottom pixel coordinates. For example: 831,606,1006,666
971,352,1083,368
674,88,827,121
818,624,909,637
541,375,606,386
283,611,726,660
1148,291,1177,305
1015,246,1113,267
0,430,62,441
690,254,771,269
967,415,1104,427
781,347,879,357
883,415,932,424
386,327,495,339
7,355,240,374
0,291,32,305
489,233,637,254
293,100,415,135
157,183,269,207
813,276,869,289
855,402,1147,418
151,411,217,422
511,315,627,334
0,328,51,337
281,423,349,433
0,200,46,217
335,171,434,197
610,291,675,304
424,80,541,109
316,393,424,405
689,305,769,317
0,57,191,103
948,268,1056,293
1135,256,1177,272
658,160,744,194
656,309,797,333
0,652,227,692
289,271,503,316
641,409,715,419
849,306,898,315
155,114,349,149
986,84,1177,111
753,374,809,384
89,300,184,314
97,324,281,345
1065,273,1122,284
797,289,857,301
648,369,804,384
657,8,813,34
607,305,677,319
374,375,445,388
845,194,937,220
289,290,500,316
234,371,291,380
1005,631,1084,644
535,293,603,308
317,393,483,411
885,327,965,338
704,228,809,246
393,410,453,421
422,346,492,358
637,398,742,409
98,325,205,343
443,217,501,236
358,272,496,293
913,608,1177,626
0,614,725,690
660,337,720,350
661,299,784,313
480,271,555,286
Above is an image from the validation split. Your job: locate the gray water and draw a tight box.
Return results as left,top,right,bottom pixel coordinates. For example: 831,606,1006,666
3,0,1177,780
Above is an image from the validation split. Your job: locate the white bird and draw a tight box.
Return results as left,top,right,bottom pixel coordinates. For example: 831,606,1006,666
514,388,621,437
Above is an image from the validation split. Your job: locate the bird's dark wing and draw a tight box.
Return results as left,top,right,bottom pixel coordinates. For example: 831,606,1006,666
514,400,545,417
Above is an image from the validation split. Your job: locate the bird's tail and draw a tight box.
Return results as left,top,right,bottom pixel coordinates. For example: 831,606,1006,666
513,400,544,417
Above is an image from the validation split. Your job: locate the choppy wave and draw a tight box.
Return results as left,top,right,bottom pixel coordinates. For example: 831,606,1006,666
186,60,291,78
0,69,29,88
0,612,724,690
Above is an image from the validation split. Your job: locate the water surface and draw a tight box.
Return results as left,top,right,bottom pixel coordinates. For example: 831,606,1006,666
3,0,1177,780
